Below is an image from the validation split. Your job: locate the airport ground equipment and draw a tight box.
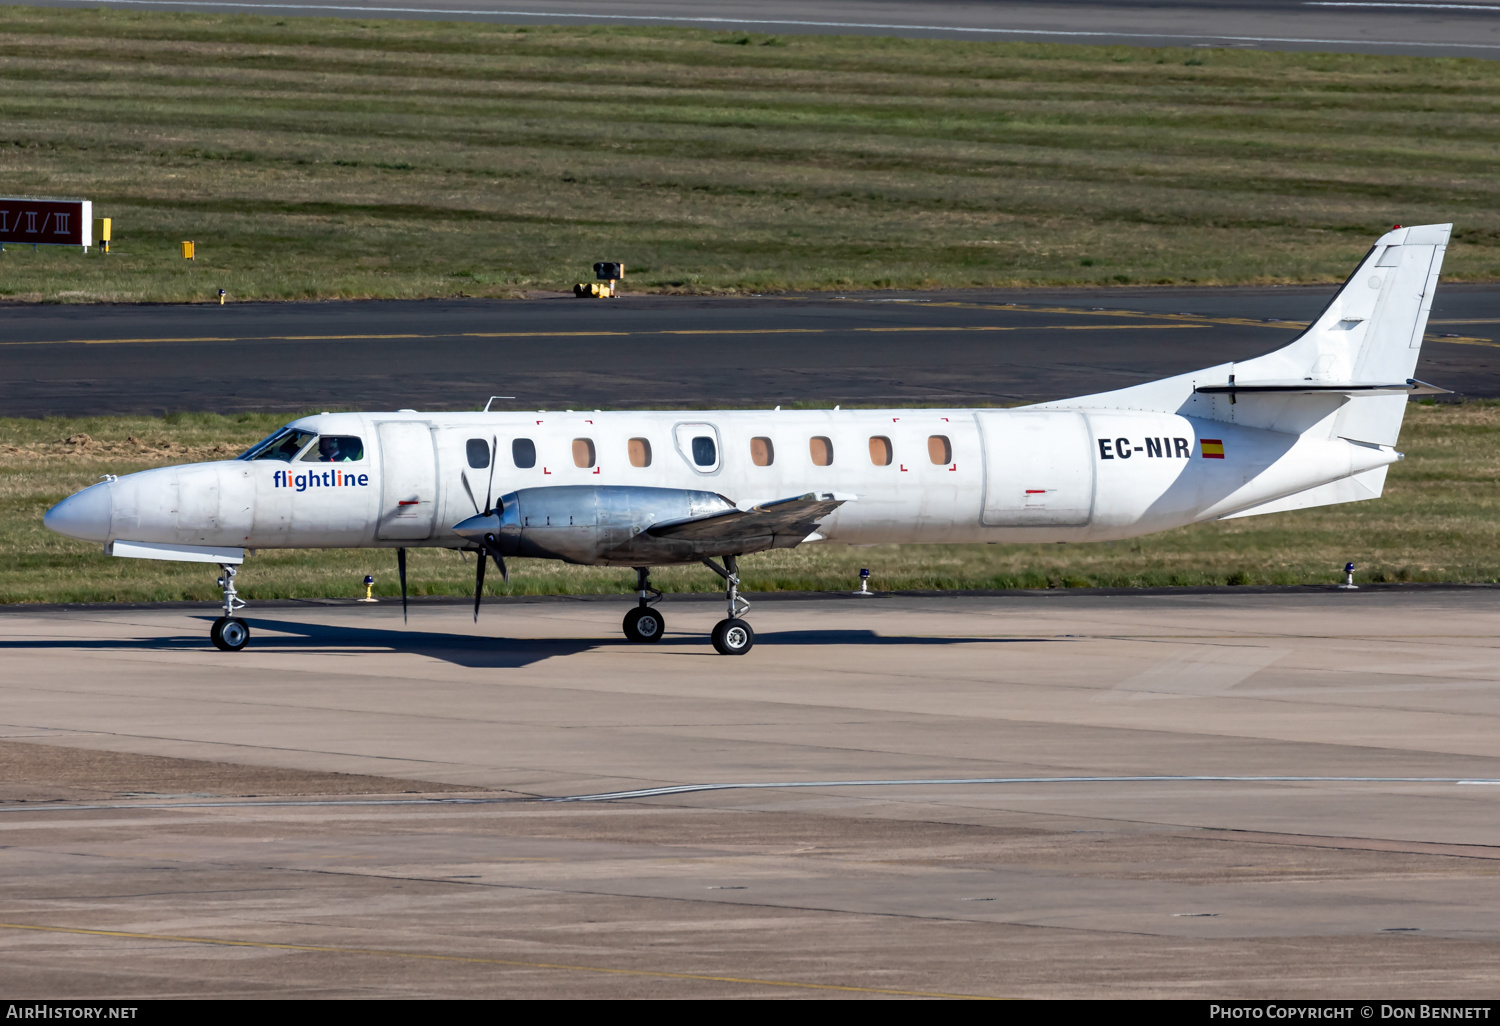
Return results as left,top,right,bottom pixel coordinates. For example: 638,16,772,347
44,225,1453,655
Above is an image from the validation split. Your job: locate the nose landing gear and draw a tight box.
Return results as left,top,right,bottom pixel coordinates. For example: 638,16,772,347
622,566,664,643
210,562,250,652
703,554,754,656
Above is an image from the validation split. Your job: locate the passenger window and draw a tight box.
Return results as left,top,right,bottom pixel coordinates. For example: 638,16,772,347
512,438,536,469
691,436,716,468
573,438,596,468
466,438,490,469
301,435,365,463
629,438,652,468
928,435,952,465
810,436,834,467
242,428,316,462
868,436,892,466
750,437,774,467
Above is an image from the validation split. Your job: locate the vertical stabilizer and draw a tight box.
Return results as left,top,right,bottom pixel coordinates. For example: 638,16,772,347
1232,222,1450,445
1035,224,1450,448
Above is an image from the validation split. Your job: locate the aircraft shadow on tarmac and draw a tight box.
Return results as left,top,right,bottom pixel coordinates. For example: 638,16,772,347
0,618,1044,670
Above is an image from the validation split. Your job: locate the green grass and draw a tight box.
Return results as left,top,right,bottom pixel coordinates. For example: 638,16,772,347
2,8,1499,300
3,402,1497,603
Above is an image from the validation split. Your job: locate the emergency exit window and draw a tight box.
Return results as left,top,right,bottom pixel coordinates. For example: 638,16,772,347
928,435,952,465
573,438,596,468
868,436,892,466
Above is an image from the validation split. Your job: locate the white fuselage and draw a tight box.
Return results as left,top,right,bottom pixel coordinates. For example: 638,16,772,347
91,405,1398,556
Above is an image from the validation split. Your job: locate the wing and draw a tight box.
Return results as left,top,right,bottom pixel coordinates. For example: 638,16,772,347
646,492,846,550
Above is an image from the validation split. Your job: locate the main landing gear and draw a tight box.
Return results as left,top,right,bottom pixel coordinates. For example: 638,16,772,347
622,566,665,643
620,559,755,654
210,563,250,652
703,554,754,656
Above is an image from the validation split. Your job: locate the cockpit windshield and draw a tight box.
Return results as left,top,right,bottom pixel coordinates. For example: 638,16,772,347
237,427,317,462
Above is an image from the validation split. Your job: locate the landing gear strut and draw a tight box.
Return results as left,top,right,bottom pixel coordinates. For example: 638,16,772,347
703,554,754,656
210,563,249,652
622,566,665,643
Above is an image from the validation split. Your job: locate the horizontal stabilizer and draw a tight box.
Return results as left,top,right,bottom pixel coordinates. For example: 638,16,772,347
1195,378,1450,397
649,492,846,547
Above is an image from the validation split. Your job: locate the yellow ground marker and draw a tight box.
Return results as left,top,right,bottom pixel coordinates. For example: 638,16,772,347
0,921,996,999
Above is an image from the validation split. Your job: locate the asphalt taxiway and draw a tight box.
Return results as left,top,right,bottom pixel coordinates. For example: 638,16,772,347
3,590,1500,997
17,0,1500,57
3,285,1498,417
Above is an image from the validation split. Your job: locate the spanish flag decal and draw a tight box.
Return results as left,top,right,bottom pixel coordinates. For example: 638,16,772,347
1201,438,1225,459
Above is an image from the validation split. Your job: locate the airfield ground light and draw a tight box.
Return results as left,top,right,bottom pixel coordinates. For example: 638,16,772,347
1339,562,1358,590
575,261,623,297
360,574,377,602
855,568,873,596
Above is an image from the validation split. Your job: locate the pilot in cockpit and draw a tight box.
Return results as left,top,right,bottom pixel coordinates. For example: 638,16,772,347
316,436,353,462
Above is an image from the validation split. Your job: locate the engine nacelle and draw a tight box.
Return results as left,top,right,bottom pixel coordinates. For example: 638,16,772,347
452,485,738,566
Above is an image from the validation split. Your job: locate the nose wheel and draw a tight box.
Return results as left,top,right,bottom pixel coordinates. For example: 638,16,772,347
623,566,665,642
210,562,250,651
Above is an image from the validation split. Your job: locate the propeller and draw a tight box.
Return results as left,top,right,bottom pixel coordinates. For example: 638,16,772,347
457,437,508,621
396,546,408,624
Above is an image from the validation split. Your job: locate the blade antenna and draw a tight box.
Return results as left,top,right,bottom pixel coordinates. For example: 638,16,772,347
473,544,486,622
397,547,408,624
485,435,498,514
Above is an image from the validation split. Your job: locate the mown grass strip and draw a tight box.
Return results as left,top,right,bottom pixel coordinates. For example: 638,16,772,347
1,7,1498,301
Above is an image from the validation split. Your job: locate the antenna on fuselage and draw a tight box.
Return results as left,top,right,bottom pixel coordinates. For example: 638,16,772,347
483,396,516,412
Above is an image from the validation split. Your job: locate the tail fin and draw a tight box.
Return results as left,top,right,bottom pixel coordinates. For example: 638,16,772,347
1038,223,1451,446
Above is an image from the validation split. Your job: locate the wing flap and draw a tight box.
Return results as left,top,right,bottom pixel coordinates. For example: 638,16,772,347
647,492,846,547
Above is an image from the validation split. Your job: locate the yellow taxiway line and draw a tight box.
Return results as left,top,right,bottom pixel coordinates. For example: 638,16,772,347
0,323,1207,347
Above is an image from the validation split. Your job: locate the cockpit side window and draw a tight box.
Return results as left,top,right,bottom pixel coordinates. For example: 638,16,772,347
300,436,365,463
239,428,317,462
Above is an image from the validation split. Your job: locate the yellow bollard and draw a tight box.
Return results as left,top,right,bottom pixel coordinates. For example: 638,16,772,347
218,289,226,305
95,218,111,255
181,241,195,260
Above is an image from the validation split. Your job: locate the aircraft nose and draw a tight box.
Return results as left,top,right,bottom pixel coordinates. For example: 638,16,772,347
451,512,500,541
43,481,113,542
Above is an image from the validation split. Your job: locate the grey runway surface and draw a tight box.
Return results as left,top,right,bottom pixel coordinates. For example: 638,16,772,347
3,591,1500,997
2,285,1496,417
15,0,1500,56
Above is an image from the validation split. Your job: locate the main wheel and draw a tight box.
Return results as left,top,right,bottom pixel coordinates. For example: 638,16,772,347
623,606,665,643
711,618,754,656
210,616,250,652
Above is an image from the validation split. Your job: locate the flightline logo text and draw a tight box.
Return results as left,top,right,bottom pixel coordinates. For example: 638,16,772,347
272,468,369,493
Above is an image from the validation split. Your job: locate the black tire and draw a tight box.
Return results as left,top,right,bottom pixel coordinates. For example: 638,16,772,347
623,606,665,643
711,618,754,656
210,616,250,652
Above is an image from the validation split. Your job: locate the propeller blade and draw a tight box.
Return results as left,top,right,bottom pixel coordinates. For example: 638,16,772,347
460,471,481,515
492,543,509,585
484,435,498,513
397,546,408,624
473,545,486,622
